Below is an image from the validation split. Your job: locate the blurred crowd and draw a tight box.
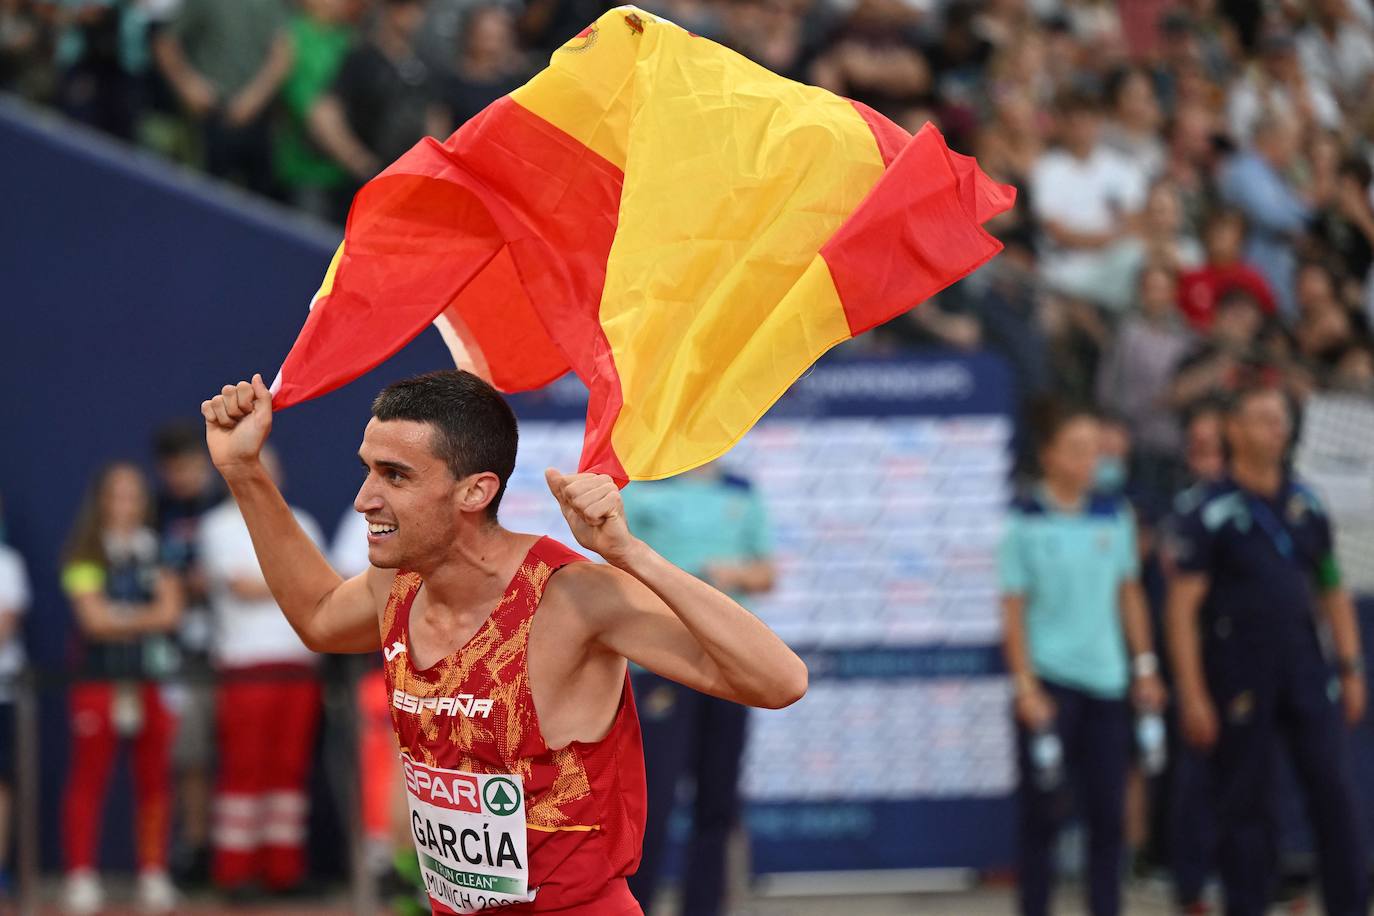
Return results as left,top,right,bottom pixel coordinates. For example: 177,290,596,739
2,0,1373,496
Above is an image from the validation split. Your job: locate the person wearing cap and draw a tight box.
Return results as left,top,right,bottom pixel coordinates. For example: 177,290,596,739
1166,385,1367,916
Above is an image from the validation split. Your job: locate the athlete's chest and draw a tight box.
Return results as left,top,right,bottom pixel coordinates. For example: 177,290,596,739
407,601,496,671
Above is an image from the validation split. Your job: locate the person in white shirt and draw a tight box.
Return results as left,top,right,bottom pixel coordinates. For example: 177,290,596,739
1227,32,1341,143
1297,0,1374,110
0,501,29,895
198,447,323,896
1030,88,1149,312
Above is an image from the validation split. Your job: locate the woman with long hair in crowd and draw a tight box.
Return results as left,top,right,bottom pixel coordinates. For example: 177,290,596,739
999,404,1166,916
59,462,182,915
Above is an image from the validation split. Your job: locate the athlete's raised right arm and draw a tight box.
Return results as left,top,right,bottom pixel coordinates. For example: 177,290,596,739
202,375,384,653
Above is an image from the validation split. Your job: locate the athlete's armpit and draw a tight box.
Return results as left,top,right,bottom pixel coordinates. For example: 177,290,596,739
301,564,394,654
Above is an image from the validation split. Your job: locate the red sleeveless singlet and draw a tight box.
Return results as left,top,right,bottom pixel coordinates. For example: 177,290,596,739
381,536,646,914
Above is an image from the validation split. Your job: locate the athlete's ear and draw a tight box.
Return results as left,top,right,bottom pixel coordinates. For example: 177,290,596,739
458,471,501,515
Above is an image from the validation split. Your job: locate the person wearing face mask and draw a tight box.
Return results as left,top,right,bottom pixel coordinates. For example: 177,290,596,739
59,463,184,915
1093,414,1132,497
1000,403,1167,916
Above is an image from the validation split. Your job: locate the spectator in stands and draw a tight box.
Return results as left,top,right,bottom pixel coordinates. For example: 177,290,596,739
984,31,1054,110
1312,157,1374,308
1097,263,1194,499
0,0,45,98
1160,103,1220,237
1330,339,1374,392
1138,179,1204,274
1102,67,1165,180
151,421,221,886
60,463,182,915
621,464,775,916
51,0,148,140
441,4,530,129
975,85,1046,194
199,446,322,897
1177,209,1279,332
0,492,27,898
1000,404,1166,916
973,230,1053,470
153,0,292,196
1030,88,1148,314
1295,0,1374,112
1167,385,1367,916
1226,31,1339,143
308,0,449,186
924,1,993,127
1295,298,1357,379
518,0,613,56
274,0,360,225
809,25,933,117
1169,289,1270,415
1218,112,1311,317
1294,261,1343,318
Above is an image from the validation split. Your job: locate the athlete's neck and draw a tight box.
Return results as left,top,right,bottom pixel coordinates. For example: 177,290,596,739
417,525,536,617
1231,457,1282,499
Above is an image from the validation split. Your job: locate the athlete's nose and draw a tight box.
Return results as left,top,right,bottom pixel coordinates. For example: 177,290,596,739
355,476,384,514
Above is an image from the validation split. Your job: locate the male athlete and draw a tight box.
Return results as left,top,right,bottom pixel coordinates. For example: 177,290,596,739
200,370,808,914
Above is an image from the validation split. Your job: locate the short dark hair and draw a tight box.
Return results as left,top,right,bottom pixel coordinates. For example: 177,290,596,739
1223,382,1287,417
153,421,207,460
372,370,519,519
1055,87,1102,117
1215,287,1261,315
1029,398,1098,453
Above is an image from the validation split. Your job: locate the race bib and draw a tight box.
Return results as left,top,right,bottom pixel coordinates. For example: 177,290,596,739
402,753,535,913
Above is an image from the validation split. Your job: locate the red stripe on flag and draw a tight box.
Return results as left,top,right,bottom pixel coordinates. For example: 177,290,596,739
848,100,909,168
272,98,633,483
822,122,1015,337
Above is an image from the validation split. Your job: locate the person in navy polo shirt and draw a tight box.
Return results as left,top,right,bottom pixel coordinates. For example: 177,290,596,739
1166,385,1367,916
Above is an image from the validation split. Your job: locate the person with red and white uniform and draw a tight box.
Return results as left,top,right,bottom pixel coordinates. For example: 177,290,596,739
60,463,183,915
199,445,323,895
200,369,808,914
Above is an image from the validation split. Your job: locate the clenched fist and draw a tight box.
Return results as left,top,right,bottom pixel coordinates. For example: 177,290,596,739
545,469,640,566
202,374,273,474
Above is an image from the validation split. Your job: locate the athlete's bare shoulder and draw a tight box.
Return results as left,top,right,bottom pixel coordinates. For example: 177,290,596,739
541,560,651,637
545,560,625,601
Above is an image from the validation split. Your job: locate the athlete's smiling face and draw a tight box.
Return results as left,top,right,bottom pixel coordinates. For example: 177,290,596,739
354,418,497,570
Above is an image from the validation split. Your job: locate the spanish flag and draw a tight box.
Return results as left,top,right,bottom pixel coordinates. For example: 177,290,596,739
271,6,1014,482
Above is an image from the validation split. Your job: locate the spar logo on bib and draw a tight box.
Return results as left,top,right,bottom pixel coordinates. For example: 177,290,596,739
483,778,521,816
401,754,535,913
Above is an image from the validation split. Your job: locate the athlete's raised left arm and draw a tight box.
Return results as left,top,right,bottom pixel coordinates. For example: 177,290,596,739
546,470,807,709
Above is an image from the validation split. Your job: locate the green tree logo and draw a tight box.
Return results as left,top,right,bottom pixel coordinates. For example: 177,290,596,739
483,777,522,816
